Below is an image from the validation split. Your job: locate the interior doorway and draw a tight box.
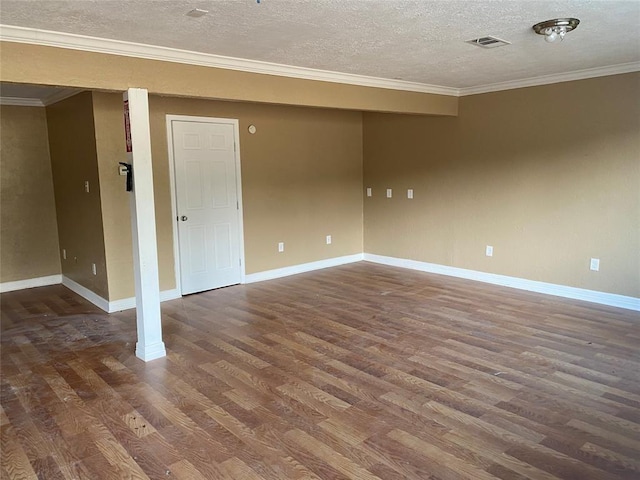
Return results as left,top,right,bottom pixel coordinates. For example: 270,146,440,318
167,115,245,295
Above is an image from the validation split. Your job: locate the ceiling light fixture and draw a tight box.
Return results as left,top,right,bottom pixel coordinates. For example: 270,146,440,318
533,18,580,43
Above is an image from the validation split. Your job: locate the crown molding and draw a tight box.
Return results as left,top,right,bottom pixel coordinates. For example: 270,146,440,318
42,89,80,106
0,25,459,97
0,89,79,107
2,25,638,99
0,96,43,107
459,62,640,96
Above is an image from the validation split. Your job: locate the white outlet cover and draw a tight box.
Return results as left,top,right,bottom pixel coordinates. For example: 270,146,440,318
590,258,600,271
84,181,90,193
326,235,332,245
366,187,372,197
407,189,414,199
486,245,493,257
386,188,392,198
278,242,284,253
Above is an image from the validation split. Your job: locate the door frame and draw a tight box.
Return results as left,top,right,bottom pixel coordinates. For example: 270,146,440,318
166,114,246,295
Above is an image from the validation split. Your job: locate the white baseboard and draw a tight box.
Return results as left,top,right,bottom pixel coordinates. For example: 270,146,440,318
9,257,637,313
364,254,640,312
62,276,181,313
0,274,62,293
244,253,364,284
108,288,181,313
62,276,110,312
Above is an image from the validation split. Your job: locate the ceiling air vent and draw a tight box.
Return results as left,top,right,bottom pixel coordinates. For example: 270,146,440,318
466,36,511,48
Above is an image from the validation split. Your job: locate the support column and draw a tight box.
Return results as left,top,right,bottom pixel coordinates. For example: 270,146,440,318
124,88,166,361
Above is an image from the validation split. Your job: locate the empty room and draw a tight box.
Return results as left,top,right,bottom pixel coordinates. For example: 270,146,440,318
1,1,639,479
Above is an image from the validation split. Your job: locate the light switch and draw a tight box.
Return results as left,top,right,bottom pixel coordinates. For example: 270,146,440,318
366,187,372,197
486,245,493,257
407,189,414,199
590,258,600,271
386,189,392,198
278,242,284,253
84,181,90,193
326,235,332,245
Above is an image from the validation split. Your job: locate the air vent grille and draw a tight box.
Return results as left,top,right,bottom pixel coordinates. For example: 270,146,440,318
466,36,511,48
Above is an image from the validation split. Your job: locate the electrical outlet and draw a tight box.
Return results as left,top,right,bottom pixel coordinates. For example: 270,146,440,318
278,242,284,253
84,181,90,193
366,187,372,197
92,263,97,275
62,249,66,260
386,188,392,198
590,258,600,271
326,235,332,245
407,189,414,199
486,245,493,257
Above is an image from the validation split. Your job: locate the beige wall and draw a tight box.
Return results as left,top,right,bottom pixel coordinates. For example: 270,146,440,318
0,105,60,282
0,41,457,117
364,73,640,297
3,44,635,301
92,92,135,300
91,93,364,299
46,92,109,298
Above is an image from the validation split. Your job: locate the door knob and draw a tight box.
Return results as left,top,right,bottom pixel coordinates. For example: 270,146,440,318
180,216,188,221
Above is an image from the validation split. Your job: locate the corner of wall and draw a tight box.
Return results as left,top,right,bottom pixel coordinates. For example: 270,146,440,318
46,91,110,300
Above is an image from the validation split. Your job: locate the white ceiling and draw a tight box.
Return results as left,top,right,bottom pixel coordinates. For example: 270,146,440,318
0,0,639,93
0,83,72,99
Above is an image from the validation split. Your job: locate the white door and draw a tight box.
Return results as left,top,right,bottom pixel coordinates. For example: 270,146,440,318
171,119,242,295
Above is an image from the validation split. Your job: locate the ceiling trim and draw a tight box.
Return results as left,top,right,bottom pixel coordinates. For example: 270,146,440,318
0,96,44,107
0,25,460,97
0,89,79,107
1,25,638,99
42,89,80,106
459,61,640,96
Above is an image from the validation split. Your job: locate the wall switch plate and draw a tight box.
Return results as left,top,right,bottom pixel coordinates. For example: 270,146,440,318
278,242,284,253
326,235,332,245
486,245,493,257
590,258,600,271
118,165,128,176
386,188,392,198
84,181,90,193
62,249,66,260
407,189,414,199
92,263,97,275
366,187,372,197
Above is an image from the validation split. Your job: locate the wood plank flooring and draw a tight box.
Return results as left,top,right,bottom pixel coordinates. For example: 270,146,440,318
1,262,639,479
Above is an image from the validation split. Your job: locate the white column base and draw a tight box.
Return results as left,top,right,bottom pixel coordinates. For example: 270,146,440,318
135,341,167,362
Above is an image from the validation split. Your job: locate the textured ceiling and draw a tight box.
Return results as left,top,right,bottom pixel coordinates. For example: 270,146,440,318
0,83,69,99
0,0,639,89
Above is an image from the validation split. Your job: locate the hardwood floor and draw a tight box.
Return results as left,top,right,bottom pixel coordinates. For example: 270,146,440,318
1,262,639,479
